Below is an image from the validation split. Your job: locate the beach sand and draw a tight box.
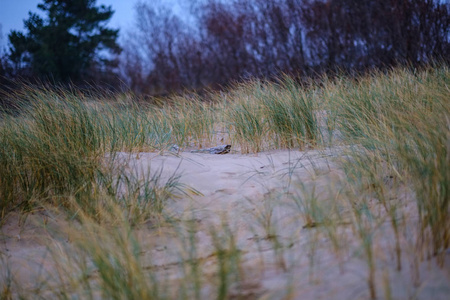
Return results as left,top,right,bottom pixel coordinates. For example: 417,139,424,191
2,148,449,299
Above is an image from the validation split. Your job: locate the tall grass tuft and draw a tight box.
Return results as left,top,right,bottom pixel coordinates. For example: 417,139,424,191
0,86,186,221
225,78,320,152
278,76,318,147
330,65,449,262
0,91,104,214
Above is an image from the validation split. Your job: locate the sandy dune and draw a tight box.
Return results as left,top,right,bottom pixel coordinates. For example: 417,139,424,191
2,148,449,299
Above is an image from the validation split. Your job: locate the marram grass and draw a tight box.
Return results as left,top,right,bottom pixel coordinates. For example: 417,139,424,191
0,64,449,299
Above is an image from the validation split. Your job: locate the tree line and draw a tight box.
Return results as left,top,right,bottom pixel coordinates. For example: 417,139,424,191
1,0,449,94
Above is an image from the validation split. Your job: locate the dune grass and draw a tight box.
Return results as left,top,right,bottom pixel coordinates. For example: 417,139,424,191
327,66,449,262
0,64,449,299
0,86,188,221
224,78,319,153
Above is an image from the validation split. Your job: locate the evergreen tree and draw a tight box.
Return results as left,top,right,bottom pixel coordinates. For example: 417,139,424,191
8,0,120,82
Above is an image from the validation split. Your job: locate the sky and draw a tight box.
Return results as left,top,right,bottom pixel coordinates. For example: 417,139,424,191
0,0,138,49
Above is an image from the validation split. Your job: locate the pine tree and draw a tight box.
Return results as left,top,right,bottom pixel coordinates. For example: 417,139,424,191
8,0,121,82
